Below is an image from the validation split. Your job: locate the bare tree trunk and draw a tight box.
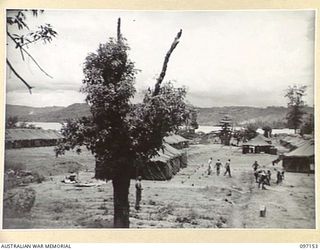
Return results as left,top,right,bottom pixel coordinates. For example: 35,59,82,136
112,175,131,228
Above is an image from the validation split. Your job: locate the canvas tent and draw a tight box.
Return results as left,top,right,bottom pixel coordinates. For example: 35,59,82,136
280,135,308,150
242,134,276,154
164,134,188,168
164,134,189,149
5,128,64,149
139,143,185,180
282,140,314,173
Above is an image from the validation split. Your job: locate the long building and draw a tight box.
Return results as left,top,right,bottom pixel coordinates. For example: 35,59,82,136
5,128,64,149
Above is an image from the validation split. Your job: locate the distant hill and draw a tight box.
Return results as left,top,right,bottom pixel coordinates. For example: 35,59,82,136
6,105,64,120
196,106,314,127
6,103,90,122
6,103,314,127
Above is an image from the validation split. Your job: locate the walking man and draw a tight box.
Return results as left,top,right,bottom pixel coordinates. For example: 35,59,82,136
207,157,213,175
224,159,232,177
215,159,222,176
135,176,143,210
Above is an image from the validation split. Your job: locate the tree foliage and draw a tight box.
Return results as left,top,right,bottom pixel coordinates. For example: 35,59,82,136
262,125,272,138
285,85,307,132
244,123,258,141
6,116,18,129
6,10,58,93
219,115,232,145
300,114,314,135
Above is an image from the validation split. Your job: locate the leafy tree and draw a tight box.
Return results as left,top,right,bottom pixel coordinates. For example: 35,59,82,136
183,106,198,131
232,130,243,146
55,19,187,228
285,85,307,133
219,115,232,145
244,123,258,141
7,9,57,93
6,116,18,129
190,109,199,130
262,125,272,138
300,114,314,135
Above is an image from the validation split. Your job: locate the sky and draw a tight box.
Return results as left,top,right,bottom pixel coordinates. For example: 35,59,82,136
6,10,315,108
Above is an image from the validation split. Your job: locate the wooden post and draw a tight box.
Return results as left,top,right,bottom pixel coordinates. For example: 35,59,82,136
260,205,266,217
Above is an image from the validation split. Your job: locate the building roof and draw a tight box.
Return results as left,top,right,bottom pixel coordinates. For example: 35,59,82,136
281,134,306,148
243,134,272,146
163,134,189,144
285,140,314,157
151,143,183,163
5,128,64,141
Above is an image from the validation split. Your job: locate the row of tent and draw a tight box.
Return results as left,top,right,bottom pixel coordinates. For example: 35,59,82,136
241,133,315,173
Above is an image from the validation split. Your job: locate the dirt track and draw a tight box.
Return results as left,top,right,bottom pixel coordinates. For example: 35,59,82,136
3,144,315,229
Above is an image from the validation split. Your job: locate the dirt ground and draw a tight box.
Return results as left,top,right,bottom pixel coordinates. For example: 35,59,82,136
3,142,315,229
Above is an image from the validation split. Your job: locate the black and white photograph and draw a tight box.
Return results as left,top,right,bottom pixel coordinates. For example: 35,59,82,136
3,9,315,229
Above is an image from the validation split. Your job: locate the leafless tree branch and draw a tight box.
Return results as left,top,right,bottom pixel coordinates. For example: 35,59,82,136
117,18,121,42
7,32,53,78
6,59,33,94
153,29,182,96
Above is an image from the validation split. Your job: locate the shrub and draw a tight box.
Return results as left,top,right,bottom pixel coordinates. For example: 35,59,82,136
3,188,36,217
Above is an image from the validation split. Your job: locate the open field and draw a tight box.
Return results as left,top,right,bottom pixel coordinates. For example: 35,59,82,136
3,143,315,229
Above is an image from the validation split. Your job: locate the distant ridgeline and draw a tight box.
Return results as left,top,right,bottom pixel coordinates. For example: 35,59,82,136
6,103,313,127
6,103,91,122
195,106,314,127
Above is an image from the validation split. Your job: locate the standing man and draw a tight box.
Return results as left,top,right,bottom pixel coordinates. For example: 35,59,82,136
252,160,259,171
215,159,222,176
276,170,282,184
258,171,267,190
135,176,143,210
224,159,232,177
266,170,272,186
207,157,213,175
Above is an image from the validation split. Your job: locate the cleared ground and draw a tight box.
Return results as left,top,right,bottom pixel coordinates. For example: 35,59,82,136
3,142,315,229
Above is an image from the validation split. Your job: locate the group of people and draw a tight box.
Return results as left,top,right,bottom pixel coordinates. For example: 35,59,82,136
252,160,285,190
207,158,232,177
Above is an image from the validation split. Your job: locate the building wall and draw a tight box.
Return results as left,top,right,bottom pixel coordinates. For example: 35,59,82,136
5,139,62,149
283,157,311,173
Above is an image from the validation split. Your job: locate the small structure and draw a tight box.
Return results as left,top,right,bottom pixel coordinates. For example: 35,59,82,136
163,134,189,149
5,128,64,149
141,143,184,180
242,134,276,154
282,140,314,173
280,134,308,150
164,134,188,168
260,205,267,217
